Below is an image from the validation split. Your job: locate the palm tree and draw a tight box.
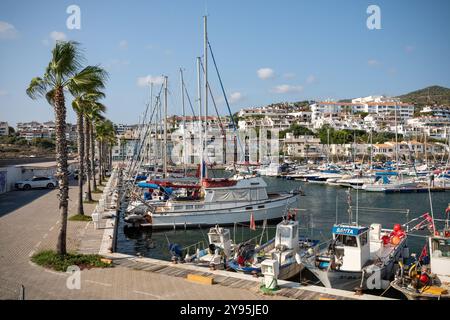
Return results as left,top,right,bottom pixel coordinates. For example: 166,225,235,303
72,90,105,214
26,41,107,255
85,99,106,192
95,120,115,181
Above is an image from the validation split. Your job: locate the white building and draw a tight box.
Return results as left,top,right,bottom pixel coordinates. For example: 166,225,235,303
420,106,450,119
283,133,322,159
0,122,9,136
311,96,414,122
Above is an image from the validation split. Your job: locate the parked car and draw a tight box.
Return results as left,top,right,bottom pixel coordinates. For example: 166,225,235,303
15,176,58,190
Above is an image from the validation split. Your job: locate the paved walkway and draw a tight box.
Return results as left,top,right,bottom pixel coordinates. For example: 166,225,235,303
0,181,287,300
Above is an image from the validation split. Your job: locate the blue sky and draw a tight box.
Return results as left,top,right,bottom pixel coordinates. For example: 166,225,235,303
1,0,449,126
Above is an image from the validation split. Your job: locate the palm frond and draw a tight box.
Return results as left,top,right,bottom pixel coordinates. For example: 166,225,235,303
26,77,48,100
66,65,109,96
50,41,84,82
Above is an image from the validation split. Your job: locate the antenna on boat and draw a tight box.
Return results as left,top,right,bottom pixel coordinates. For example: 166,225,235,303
428,179,436,234
335,194,339,225
180,68,187,177
204,15,209,180
163,75,168,179
356,180,359,225
196,56,203,180
346,188,352,224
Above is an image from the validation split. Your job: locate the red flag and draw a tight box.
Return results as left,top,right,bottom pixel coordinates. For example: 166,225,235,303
250,213,256,231
419,243,428,260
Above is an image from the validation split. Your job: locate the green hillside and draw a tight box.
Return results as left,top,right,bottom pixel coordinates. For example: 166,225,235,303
397,85,450,106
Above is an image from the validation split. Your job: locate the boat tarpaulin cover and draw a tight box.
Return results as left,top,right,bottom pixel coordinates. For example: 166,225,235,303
137,182,160,189
212,189,251,201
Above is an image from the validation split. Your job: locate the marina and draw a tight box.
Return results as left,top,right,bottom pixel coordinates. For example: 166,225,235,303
1,0,449,306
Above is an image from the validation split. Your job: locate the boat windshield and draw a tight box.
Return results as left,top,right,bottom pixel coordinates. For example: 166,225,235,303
431,238,450,258
335,234,358,247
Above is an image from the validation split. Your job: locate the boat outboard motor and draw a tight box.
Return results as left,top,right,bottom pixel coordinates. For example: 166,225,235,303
169,243,183,262
208,243,217,255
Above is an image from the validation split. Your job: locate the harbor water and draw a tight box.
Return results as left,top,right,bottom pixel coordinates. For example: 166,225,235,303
116,172,449,262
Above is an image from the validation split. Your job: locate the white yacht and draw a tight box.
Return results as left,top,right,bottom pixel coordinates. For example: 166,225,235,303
257,163,282,177
143,176,300,229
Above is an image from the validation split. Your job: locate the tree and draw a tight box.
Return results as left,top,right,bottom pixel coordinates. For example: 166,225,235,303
26,41,107,255
85,101,106,190
95,119,115,181
72,90,106,215
280,123,315,139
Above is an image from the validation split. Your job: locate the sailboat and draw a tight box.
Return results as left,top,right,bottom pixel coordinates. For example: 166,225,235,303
362,105,419,192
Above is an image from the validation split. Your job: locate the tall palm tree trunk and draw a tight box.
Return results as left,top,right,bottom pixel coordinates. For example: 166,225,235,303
84,121,93,201
91,127,98,188
109,143,113,170
54,87,69,255
99,141,103,182
76,111,85,215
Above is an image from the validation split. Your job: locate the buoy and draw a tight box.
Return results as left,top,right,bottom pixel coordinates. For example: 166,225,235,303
391,236,401,245
419,273,429,284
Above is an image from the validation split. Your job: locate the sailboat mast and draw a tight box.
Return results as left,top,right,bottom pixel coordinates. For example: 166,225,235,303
163,75,168,179
203,15,208,179
197,57,203,180
394,102,399,175
180,68,187,177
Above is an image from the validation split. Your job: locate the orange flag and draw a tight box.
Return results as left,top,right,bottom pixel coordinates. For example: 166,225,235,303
250,213,256,231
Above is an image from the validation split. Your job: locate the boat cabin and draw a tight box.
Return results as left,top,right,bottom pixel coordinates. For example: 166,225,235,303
203,177,269,203
429,235,450,282
332,224,370,271
271,220,299,264
207,226,232,257
275,220,299,252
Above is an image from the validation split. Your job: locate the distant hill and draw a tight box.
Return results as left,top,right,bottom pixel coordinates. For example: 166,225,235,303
397,85,450,107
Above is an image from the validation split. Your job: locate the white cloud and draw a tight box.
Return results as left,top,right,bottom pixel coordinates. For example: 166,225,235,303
119,40,128,49
257,68,275,80
306,75,317,84
50,31,67,42
367,59,380,66
229,92,244,104
0,89,8,96
271,84,303,94
0,21,18,39
137,75,165,87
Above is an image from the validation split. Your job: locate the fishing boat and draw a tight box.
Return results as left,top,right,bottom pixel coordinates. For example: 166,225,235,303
180,225,236,269
391,207,450,300
227,218,318,279
302,222,408,291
